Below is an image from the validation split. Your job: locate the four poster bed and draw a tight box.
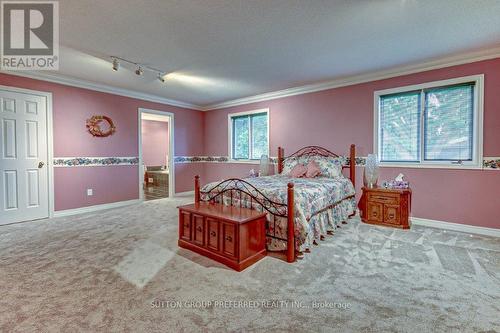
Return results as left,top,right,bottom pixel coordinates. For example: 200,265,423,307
194,144,356,263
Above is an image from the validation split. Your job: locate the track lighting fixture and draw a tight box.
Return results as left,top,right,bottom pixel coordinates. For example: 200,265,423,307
112,58,119,71
110,56,168,83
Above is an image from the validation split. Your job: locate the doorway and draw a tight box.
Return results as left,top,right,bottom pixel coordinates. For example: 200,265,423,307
138,108,174,200
0,85,54,225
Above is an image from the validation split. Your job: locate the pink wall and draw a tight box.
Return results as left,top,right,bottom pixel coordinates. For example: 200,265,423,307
0,73,204,211
203,58,500,229
141,119,169,167
54,166,137,210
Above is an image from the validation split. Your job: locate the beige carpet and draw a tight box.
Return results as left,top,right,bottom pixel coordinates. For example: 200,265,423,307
0,195,499,333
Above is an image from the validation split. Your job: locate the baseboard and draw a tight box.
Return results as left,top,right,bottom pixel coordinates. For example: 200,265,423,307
411,217,500,238
174,190,195,197
53,199,141,218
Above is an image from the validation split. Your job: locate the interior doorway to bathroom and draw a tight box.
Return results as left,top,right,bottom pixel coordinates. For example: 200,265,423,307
138,109,174,201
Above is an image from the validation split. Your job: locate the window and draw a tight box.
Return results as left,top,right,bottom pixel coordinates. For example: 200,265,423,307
374,75,483,168
229,109,269,160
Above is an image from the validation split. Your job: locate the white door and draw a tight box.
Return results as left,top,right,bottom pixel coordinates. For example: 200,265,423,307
0,89,49,225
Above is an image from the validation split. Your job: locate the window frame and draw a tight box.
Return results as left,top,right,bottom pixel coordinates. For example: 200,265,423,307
228,108,269,163
373,75,484,169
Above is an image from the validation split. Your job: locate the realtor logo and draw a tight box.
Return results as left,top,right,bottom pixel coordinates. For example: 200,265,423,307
1,1,59,70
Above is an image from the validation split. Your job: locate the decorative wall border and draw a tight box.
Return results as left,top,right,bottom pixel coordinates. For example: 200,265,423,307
53,156,497,169
352,157,366,166
483,157,500,170
173,155,367,166
174,156,229,163
53,157,139,167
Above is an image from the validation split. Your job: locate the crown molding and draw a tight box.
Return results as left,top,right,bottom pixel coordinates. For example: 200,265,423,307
0,70,205,111
2,46,500,112
202,46,500,111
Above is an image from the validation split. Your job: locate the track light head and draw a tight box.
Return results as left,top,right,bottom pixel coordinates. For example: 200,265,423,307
158,73,166,83
135,66,144,76
112,58,120,71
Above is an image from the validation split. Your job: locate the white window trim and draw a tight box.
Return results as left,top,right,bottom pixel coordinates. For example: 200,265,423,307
373,74,484,169
228,108,270,163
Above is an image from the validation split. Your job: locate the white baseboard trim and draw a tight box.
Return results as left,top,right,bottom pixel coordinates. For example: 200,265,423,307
411,217,500,238
53,199,141,218
174,190,195,197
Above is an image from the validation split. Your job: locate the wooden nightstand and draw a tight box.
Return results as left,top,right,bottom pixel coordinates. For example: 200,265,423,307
358,187,412,229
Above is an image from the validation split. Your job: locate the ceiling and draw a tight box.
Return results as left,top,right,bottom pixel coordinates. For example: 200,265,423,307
20,1,500,108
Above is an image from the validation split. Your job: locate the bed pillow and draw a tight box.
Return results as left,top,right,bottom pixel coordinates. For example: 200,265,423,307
281,157,299,175
305,160,321,178
289,163,307,178
313,157,343,178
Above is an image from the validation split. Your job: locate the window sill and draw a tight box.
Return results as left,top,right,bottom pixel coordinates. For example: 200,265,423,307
379,163,483,170
227,159,260,164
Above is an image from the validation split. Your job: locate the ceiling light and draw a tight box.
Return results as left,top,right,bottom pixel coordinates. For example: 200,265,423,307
112,58,120,71
108,55,168,80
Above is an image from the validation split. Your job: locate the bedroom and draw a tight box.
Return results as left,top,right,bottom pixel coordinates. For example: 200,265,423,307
0,1,499,332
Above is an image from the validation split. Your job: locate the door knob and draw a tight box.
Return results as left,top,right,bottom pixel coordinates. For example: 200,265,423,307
38,161,45,169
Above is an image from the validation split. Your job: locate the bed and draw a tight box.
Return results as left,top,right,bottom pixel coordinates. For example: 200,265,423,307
195,145,356,262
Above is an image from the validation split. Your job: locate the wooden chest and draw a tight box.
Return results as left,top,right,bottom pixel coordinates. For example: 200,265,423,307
178,202,267,271
359,187,412,229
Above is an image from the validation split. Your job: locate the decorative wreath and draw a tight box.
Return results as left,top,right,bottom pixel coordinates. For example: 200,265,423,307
86,115,116,137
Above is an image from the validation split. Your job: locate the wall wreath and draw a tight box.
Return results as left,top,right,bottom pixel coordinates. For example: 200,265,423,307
86,115,116,137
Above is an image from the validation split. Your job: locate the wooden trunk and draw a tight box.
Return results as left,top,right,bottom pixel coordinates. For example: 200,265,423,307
178,202,267,271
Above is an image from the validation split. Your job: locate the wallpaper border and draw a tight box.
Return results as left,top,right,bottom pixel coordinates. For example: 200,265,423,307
483,157,500,170
53,156,498,169
53,157,139,167
173,156,367,166
174,156,229,163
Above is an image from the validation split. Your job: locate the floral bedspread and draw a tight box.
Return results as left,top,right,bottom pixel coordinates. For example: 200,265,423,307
200,175,355,251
